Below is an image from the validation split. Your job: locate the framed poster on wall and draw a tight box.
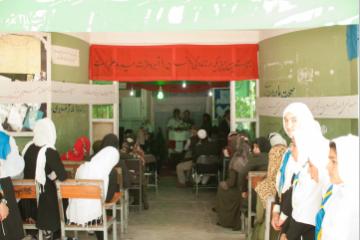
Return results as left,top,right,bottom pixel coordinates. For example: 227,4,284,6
213,88,230,123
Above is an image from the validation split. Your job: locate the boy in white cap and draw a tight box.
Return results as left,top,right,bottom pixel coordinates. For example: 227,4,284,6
192,129,220,185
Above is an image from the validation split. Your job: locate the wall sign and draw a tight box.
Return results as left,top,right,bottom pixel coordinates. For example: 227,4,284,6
256,96,358,119
52,45,79,67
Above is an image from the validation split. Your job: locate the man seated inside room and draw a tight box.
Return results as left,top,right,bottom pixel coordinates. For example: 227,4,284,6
137,119,154,153
192,129,220,185
176,126,199,187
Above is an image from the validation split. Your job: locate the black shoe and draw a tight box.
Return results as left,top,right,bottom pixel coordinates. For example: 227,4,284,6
211,207,216,212
143,202,149,210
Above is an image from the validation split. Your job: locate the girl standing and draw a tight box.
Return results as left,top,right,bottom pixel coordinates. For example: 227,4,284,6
314,135,359,240
20,118,67,240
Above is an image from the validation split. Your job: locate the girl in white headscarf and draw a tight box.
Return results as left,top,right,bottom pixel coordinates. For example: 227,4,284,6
0,126,25,239
281,103,328,240
0,125,25,179
20,118,67,240
314,135,359,240
271,105,302,238
66,145,119,240
66,134,119,240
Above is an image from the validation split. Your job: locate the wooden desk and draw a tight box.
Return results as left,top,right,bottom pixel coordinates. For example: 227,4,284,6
62,160,84,178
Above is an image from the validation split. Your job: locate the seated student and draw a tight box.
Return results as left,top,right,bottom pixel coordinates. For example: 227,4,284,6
215,135,251,230
100,134,130,190
200,113,212,138
176,126,199,187
150,127,167,174
218,110,231,150
60,136,90,161
311,135,359,240
66,138,119,240
252,133,287,240
192,129,220,185
91,140,102,158
240,137,271,194
124,129,134,142
20,118,67,240
237,137,271,218
120,136,149,210
0,127,25,239
137,127,147,151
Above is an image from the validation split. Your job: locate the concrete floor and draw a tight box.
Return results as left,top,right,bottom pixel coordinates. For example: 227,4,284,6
75,176,245,240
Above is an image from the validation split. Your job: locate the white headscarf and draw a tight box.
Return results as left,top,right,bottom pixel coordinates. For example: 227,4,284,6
332,135,359,190
282,102,314,139
276,103,315,195
321,135,359,240
0,124,25,179
66,146,119,225
283,103,330,225
333,135,359,236
283,102,328,167
268,132,287,147
197,129,207,140
0,135,25,179
22,118,57,192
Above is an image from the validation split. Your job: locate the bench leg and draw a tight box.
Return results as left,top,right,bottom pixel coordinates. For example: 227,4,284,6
195,173,199,198
120,201,124,233
125,190,129,233
38,230,43,240
113,205,117,240
155,171,159,195
104,227,108,240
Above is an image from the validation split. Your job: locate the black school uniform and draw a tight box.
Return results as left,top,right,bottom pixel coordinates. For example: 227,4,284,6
19,144,67,232
274,186,293,233
0,177,24,240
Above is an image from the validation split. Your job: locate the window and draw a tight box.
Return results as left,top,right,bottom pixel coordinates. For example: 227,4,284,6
235,80,257,139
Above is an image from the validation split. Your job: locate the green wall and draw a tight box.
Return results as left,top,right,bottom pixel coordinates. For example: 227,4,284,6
259,26,358,140
52,104,89,153
51,33,90,153
16,137,32,151
52,33,89,83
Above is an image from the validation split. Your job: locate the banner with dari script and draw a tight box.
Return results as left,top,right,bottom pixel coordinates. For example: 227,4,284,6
89,44,258,81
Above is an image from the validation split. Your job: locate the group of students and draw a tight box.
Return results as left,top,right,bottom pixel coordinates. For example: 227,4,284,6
269,103,358,240
215,102,358,240
0,118,148,240
167,108,231,151
215,131,271,231
174,121,272,231
0,102,358,240
190,102,359,240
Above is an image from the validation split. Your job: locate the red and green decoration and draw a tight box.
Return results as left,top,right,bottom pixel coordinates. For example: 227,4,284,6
127,81,228,93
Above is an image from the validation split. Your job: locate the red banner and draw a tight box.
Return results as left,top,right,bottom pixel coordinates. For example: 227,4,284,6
89,44,258,81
